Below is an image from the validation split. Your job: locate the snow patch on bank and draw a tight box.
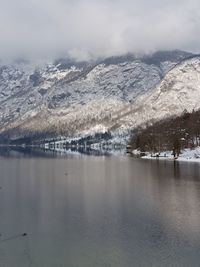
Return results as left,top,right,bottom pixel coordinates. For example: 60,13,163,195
141,147,200,163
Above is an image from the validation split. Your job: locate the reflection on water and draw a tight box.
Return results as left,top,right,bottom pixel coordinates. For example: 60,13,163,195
0,146,124,158
0,150,200,266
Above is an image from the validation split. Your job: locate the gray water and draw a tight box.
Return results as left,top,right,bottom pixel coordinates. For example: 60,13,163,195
0,150,200,266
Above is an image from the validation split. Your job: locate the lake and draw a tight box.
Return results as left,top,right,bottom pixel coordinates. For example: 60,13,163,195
0,149,200,266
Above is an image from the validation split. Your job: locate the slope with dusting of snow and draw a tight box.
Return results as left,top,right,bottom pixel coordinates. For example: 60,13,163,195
0,51,194,139
116,56,200,130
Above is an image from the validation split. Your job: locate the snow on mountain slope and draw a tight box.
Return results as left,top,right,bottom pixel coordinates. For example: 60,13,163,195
0,62,83,127
115,56,200,130
0,50,193,139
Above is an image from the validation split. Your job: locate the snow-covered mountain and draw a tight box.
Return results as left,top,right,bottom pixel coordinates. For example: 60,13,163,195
113,55,200,130
0,50,194,140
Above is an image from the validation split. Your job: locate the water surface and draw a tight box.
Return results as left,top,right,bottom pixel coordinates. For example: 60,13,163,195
0,149,200,266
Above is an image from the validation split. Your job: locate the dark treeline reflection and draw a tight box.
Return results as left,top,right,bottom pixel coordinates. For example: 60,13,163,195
0,146,122,158
148,158,200,182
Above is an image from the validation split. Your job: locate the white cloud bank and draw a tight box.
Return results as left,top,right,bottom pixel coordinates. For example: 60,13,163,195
0,0,200,60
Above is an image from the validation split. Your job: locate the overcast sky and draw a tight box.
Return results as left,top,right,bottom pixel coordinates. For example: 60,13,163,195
0,0,200,60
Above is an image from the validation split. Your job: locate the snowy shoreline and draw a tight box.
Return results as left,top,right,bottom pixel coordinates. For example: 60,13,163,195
133,148,200,163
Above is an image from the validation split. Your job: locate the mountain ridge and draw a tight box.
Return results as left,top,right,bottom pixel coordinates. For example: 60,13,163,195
0,50,197,141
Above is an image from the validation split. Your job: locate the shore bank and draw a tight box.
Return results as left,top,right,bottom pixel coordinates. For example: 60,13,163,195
132,148,200,163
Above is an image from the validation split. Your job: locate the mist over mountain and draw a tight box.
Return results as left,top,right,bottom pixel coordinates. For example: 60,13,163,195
1,0,200,143
0,0,200,61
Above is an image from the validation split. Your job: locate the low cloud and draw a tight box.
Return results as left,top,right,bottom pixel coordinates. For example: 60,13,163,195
0,0,200,60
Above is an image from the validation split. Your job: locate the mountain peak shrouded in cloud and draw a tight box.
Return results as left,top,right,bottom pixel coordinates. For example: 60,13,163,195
0,0,200,60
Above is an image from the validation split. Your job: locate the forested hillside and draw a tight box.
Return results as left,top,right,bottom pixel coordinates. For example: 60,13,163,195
130,110,200,154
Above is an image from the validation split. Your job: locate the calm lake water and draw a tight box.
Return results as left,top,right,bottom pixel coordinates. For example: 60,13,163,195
0,149,200,267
